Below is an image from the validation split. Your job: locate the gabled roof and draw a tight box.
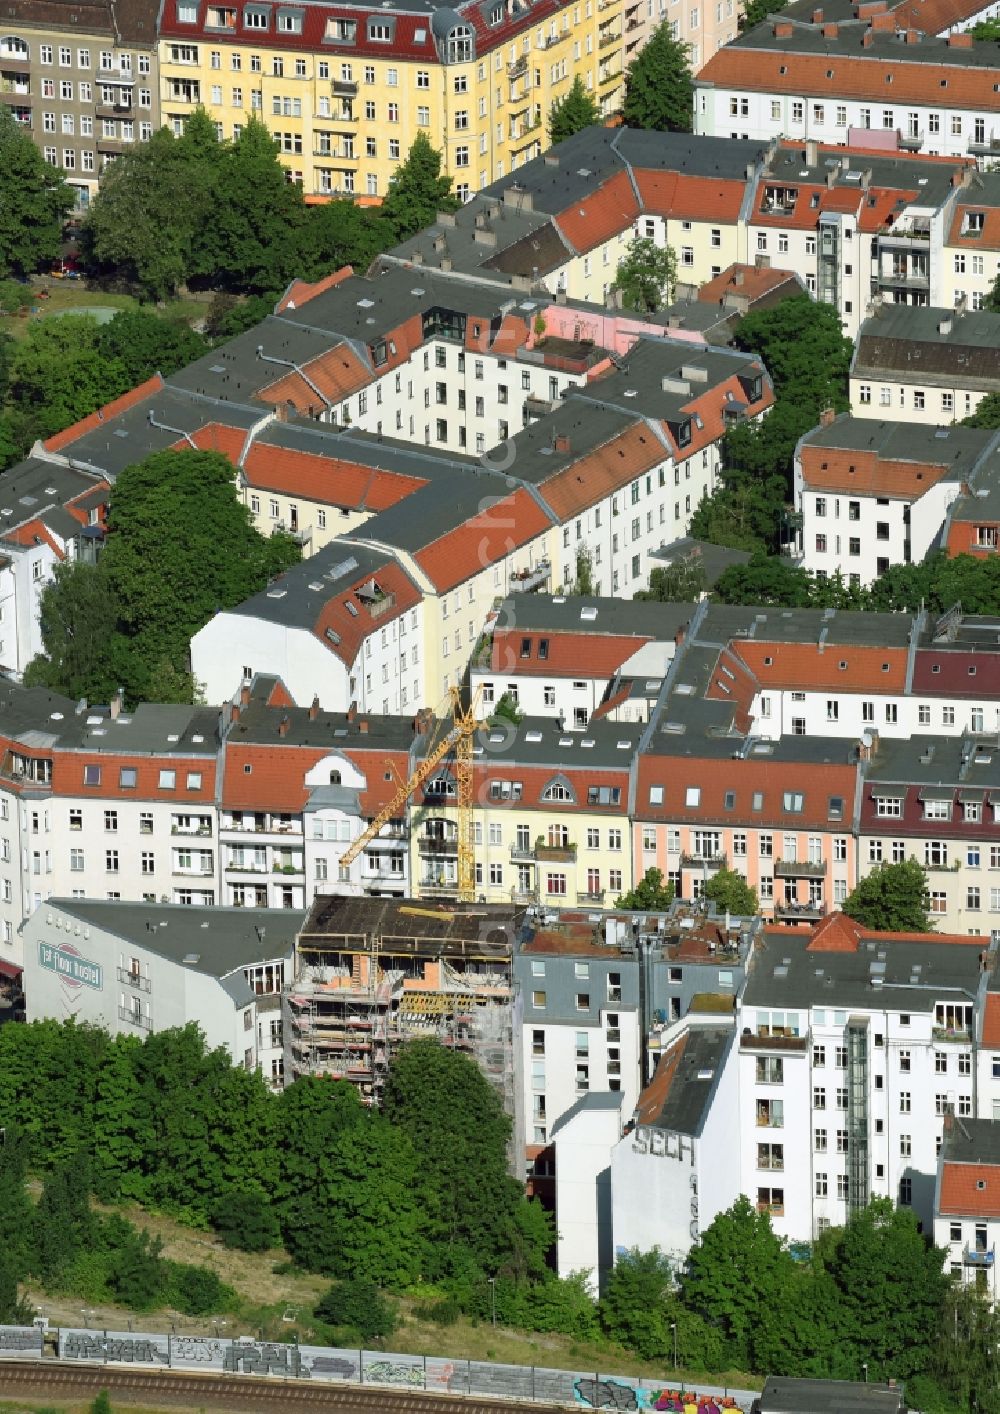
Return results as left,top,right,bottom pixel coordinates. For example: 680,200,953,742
730,639,909,692
554,171,641,255
311,558,423,667
43,375,163,453
413,488,552,593
636,752,859,828
257,345,372,413
489,628,654,678
537,422,666,522
939,1162,1000,1218
241,442,426,510
633,170,747,224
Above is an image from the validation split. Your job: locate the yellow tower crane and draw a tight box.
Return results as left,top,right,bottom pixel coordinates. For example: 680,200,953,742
338,687,481,902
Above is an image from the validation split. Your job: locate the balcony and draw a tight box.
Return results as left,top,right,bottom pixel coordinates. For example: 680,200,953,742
510,844,536,862
508,57,527,79
741,1032,809,1052
579,889,605,905
933,1025,972,1043
536,841,577,862
117,968,151,993
171,824,212,837
969,132,1000,157
0,56,30,74
773,899,825,921
272,860,304,875
227,860,268,874
96,100,132,118
599,27,622,46
511,887,539,904
509,559,551,594
173,864,215,877
680,851,727,869
420,878,459,897
332,78,358,96
773,858,826,879
598,66,622,86
877,224,930,246
897,130,924,151
118,1006,152,1031
879,266,930,289
964,1245,995,1266
524,395,554,418
97,138,125,156
419,836,458,855
0,79,29,97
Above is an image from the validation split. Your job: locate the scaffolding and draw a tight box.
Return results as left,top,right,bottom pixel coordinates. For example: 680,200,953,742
283,897,519,1112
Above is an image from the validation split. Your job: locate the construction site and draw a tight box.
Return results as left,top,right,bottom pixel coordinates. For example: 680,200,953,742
283,896,526,1112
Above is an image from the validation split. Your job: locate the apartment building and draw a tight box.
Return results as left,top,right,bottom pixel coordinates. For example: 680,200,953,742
21,897,296,1077
409,714,641,906
470,594,691,729
793,416,997,585
283,893,518,1111
156,0,618,201
0,0,159,207
935,1117,1000,1299
696,15,1000,169
0,458,109,677
850,305,1000,423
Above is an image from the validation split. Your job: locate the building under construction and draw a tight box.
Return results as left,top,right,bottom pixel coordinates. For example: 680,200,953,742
284,896,525,1112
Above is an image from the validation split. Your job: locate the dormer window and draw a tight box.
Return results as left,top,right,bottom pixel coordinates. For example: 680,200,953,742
963,210,985,236
446,23,474,62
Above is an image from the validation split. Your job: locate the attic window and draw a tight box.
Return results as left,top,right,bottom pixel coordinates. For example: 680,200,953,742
969,666,977,675
764,656,773,666
649,785,664,805
244,764,252,774
779,63,787,73
685,786,701,807
724,790,736,810
932,663,940,673
882,663,890,672
839,660,847,670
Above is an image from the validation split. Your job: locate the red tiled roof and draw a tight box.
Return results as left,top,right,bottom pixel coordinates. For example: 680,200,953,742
634,171,746,223
636,753,859,828
949,204,1000,250
51,751,216,802
697,264,801,304
555,171,641,254
221,740,411,814
312,559,422,667
893,0,993,34
912,649,1000,698
940,1161,1000,1218
636,1033,688,1125
257,344,371,413
539,423,665,521
799,444,951,499
3,520,66,557
679,369,774,461
277,266,353,313
731,639,909,692
983,993,1000,1047
43,375,163,452
414,488,552,593
413,761,630,812
241,443,426,510
490,628,652,677
805,913,863,952
699,43,1000,111
173,422,252,465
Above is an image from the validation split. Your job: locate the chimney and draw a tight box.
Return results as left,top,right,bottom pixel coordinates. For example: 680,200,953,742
948,29,973,45
359,719,369,734
675,623,687,648
556,287,568,304
440,256,453,271
811,5,822,19
862,27,874,45
544,152,559,167
309,694,320,720
734,269,745,286
277,715,290,738
240,683,251,706
553,433,571,453
773,19,793,34
870,10,895,27
230,703,241,725
823,21,838,35
805,138,818,167
905,26,919,41
819,406,836,427
110,688,124,720
347,701,358,722
938,315,953,337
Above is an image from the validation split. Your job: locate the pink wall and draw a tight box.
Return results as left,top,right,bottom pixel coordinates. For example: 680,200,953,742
528,306,707,359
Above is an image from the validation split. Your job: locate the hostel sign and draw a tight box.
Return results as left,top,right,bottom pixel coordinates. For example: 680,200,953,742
38,940,102,990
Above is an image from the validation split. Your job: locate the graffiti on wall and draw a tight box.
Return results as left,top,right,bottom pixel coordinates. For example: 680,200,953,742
574,1379,745,1412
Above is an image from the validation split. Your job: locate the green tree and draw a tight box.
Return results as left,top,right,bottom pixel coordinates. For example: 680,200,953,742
611,235,677,313
90,1394,114,1414
207,120,308,294
615,867,675,911
100,450,300,704
32,1162,95,1283
0,106,74,277
816,1197,948,1379
962,389,1000,426
922,1283,1000,1414
382,1039,544,1280
169,1263,231,1315
621,24,693,133
740,0,787,29
24,561,120,706
381,133,459,241
636,560,707,602
970,14,1000,35
704,867,758,915
736,297,852,411
211,1189,281,1252
0,1248,35,1326
682,1195,796,1370
315,1278,397,1341
492,691,523,725
103,1216,167,1310
573,547,595,595
714,550,815,607
843,858,931,933
91,1037,154,1202
272,1075,363,1217
94,309,206,387
6,315,126,439
298,200,395,282
548,76,600,143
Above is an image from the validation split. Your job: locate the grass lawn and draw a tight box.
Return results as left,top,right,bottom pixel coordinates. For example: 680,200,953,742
0,281,211,340
22,1203,760,1400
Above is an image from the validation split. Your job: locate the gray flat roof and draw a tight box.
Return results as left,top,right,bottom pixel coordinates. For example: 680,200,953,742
800,417,993,478
758,1376,905,1414
696,603,915,649
487,593,694,640
446,713,643,771
229,696,417,752
642,1026,733,1136
940,1116,1000,1167
743,930,984,1013
864,733,1000,789
45,899,299,979
0,459,106,539
0,679,220,757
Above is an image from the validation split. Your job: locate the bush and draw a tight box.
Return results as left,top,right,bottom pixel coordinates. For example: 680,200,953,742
211,1189,281,1253
314,1279,396,1343
104,1224,167,1311
415,1296,460,1327
169,1263,232,1316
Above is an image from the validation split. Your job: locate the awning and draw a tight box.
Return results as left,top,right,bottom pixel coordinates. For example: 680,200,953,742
919,786,955,802
870,784,907,800
958,789,985,804
0,960,23,980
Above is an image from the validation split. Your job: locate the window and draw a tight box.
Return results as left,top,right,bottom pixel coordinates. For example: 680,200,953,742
159,769,176,789
899,1091,911,1113
105,849,119,873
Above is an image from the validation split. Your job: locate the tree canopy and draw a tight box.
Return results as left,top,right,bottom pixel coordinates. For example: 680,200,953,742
621,26,694,132
380,133,459,242
0,107,74,278
611,236,678,313
26,449,300,706
842,858,932,933
615,868,675,911
549,76,600,143
703,867,759,915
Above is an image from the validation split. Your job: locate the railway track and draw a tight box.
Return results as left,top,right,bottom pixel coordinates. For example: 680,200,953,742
0,1358,574,1412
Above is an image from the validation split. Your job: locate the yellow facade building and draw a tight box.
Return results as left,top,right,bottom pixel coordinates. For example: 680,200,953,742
157,0,618,199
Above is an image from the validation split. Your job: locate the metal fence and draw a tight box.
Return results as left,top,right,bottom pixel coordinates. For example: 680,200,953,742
0,1323,758,1412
